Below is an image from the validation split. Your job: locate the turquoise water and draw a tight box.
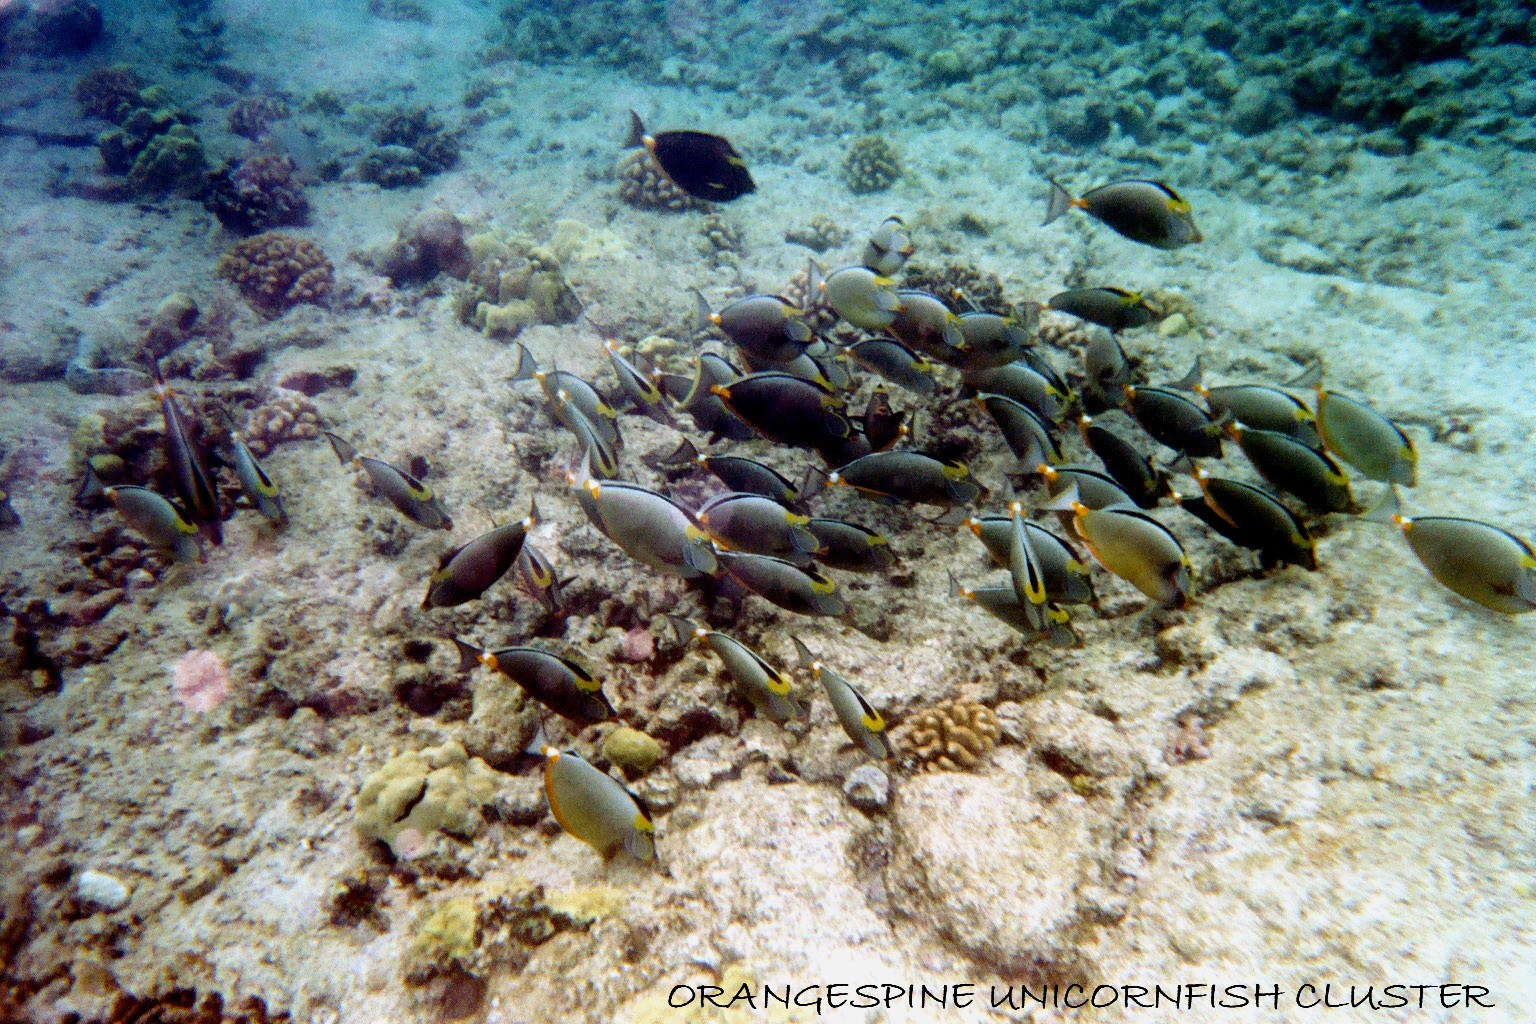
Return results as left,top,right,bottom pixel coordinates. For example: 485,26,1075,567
2,2,1534,1022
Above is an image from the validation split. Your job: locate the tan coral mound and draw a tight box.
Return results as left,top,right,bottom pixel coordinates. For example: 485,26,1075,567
217,232,334,315
894,699,1001,772
615,148,707,212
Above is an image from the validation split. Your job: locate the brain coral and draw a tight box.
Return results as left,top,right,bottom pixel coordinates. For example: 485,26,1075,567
894,699,1001,773
216,232,333,314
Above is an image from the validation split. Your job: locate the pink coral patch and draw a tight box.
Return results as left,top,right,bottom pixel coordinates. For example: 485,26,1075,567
172,650,231,712
620,627,655,664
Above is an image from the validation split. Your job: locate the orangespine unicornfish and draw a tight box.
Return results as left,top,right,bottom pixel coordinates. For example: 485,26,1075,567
626,109,754,202
698,292,814,365
806,517,896,572
889,290,965,361
822,266,903,332
422,501,537,609
149,360,221,545
1037,464,1137,513
324,431,452,530
845,337,938,396
1044,485,1193,607
1020,347,1073,401
975,393,1064,469
964,361,1071,425
1008,501,1051,631
1123,384,1225,458
860,215,915,277
826,450,981,513
736,349,837,392
1226,422,1354,515
666,615,803,723
602,338,668,422
656,438,800,506
709,372,852,452
104,485,203,563
717,551,848,617
219,410,286,526
0,487,18,531
1182,468,1318,571
553,389,621,479
860,385,909,453
1315,388,1417,486
516,542,563,612
569,449,717,578
510,343,623,450
454,637,613,724
1173,356,1320,446
542,745,655,861
1082,333,1133,414
951,311,1033,372
1048,287,1162,333
697,491,819,561
1078,418,1170,510
1044,178,1201,249
659,353,759,443
1363,488,1536,614
815,426,874,469
948,571,1078,647
963,513,1096,604
791,636,892,760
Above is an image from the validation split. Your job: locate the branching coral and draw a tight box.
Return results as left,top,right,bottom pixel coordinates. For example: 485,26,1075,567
894,699,1001,772
358,107,460,188
842,135,902,194
85,73,206,193
203,153,309,235
616,148,707,212
216,232,333,315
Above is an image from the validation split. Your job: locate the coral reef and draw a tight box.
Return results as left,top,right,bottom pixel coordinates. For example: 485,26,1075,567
203,153,310,235
841,135,901,194
374,208,473,285
615,148,707,212
780,260,839,336
74,65,144,123
893,699,1000,773
354,740,505,860
357,107,460,188
784,214,849,253
216,232,334,315
227,96,289,140
454,232,580,339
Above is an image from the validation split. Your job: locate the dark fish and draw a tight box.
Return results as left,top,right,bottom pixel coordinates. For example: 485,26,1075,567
717,551,847,617
455,638,614,724
1078,418,1170,510
1083,332,1133,414
1048,287,1162,333
697,491,819,560
150,361,222,545
667,615,803,723
657,438,801,505
948,571,1078,647
1364,488,1536,615
1174,356,1319,446
1316,388,1417,486
628,110,755,202
325,431,453,530
570,451,716,578
603,339,668,422
104,485,203,563
861,385,909,452
964,361,1071,424
1037,463,1137,512
889,290,965,362
660,354,759,443
1123,384,1225,458
1227,422,1354,515
976,393,1064,468
710,372,852,451
700,293,814,364
1186,469,1318,571
806,517,896,572
1045,488,1193,607
827,450,981,511
0,487,18,531
962,513,1096,604
951,311,1033,372
845,337,938,396
422,503,536,609
792,636,893,760
516,542,563,612
221,412,286,526
1045,179,1201,249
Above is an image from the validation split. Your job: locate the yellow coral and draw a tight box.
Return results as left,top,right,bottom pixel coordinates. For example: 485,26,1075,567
893,700,1001,773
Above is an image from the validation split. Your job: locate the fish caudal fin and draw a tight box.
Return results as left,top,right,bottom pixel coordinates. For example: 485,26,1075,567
1044,179,1074,226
